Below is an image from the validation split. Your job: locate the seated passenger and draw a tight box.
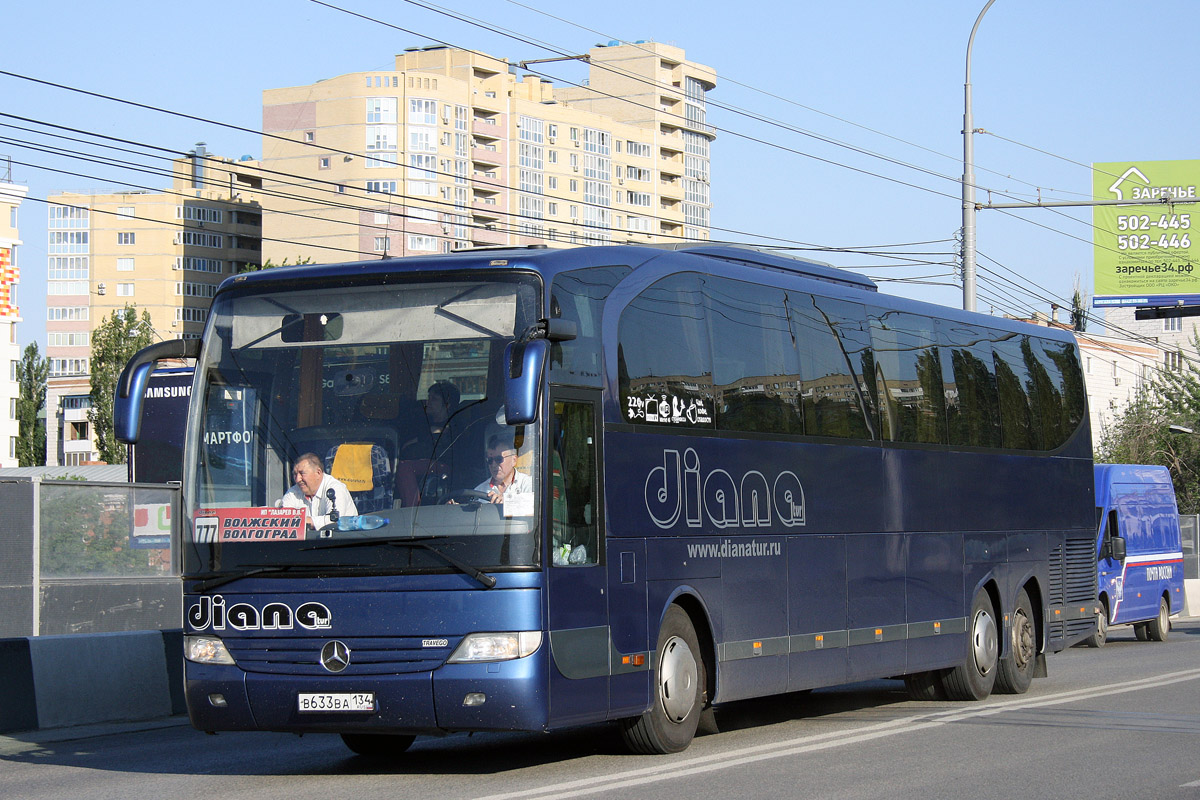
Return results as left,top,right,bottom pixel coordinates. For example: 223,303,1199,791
426,381,460,438
280,452,358,530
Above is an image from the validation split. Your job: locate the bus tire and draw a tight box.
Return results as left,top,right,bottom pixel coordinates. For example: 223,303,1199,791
1084,598,1108,648
904,670,947,700
1146,597,1170,642
1134,622,1149,641
340,733,416,757
942,590,998,701
996,588,1036,694
620,605,704,754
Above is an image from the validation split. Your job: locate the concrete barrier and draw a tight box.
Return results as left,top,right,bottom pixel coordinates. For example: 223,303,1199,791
0,629,184,734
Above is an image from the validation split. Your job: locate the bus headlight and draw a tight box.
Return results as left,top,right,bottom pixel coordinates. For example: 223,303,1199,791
447,632,542,663
184,634,236,665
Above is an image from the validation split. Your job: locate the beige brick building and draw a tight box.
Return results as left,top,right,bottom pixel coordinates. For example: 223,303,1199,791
0,172,28,465
261,42,716,263
45,148,262,466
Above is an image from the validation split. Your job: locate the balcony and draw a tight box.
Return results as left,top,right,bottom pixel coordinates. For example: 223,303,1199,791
471,146,504,167
471,226,507,246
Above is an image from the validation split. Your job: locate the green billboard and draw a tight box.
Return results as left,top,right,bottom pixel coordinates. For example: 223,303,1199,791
1093,159,1200,307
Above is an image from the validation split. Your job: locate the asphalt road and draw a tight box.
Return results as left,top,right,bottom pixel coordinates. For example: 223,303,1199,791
4,620,1200,800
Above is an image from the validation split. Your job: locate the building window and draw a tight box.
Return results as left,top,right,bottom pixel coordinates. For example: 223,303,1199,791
374,236,390,252
116,283,134,297
366,180,397,195
304,130,315,143
408,98,437,126
117,206,135,219
1165,316,1183,332
1166,351,1184,371
116,258,134,272
319,157,331,170
117,232,135,245
407,235,437,251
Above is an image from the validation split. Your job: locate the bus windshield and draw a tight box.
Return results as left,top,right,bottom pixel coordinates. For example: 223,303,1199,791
182,272,543,578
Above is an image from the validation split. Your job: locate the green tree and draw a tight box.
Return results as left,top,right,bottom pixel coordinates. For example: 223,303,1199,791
1071,275,1089,332
1096,330,1200,513
88,305,154,464
237,256,313,273
16,342,48,466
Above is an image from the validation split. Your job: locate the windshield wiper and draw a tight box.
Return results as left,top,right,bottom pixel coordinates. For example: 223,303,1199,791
303,537,497,589
188,562,370,592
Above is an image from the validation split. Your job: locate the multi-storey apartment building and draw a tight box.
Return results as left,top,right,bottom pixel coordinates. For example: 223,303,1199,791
261,41,716,263
45,147,262,466
0,168,28,466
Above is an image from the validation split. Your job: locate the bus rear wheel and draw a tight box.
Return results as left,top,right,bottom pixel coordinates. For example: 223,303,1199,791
942,590,998,701
996,588,1035,694
620,605,704,754
1146,597,1170,642
340,733,416,758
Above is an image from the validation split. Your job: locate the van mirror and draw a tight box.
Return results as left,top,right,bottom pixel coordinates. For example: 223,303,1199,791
1109,535,1127,562
504,338,549,425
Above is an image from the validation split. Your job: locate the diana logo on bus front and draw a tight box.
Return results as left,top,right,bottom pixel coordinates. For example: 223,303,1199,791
187,595,333,631
644,447,806,530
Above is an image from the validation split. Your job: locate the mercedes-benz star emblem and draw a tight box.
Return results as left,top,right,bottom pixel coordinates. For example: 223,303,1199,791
320,640,351,673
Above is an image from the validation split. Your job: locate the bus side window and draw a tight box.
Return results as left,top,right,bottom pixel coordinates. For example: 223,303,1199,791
551,400,599,566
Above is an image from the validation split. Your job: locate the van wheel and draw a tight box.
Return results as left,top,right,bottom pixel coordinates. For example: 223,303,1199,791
942,590,998,701
904,670,947,700
620,605,704,754
1146,597,1170,642
1084,599,1108,648
996,588,1035,694
340,733,416,757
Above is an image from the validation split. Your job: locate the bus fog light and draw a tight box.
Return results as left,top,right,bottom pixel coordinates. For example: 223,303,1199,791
208,693,228,708
185,634,236,665
463,693,487,706
448,631,542,662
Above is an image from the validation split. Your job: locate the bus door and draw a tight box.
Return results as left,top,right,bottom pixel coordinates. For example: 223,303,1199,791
545,391,610,727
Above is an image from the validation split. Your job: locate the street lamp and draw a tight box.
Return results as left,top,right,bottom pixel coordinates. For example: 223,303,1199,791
962,0,995,312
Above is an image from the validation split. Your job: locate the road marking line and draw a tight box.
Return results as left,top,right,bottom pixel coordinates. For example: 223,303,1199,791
476,667,1200,800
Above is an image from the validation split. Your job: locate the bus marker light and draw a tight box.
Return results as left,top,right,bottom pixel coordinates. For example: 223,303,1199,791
875,629,883,642
933,622,941,634
463,693,486,707
815,635,823,649
752,641,762,655
622,654,645,666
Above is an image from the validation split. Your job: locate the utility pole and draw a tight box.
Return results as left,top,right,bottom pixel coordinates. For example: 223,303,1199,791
962,0,994,312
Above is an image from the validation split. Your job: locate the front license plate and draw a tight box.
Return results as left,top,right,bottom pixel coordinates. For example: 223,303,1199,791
298,692,376,712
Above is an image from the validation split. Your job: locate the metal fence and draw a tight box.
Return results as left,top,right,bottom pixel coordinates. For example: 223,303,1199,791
0,477,181,638
1182,514,1199,581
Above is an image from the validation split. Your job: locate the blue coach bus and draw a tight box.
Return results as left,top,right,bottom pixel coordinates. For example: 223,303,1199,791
115,244,1096,756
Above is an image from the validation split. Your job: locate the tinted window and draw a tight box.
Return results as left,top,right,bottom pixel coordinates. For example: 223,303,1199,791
992,333,1036,450
938,320,1001,448
789,295,875,439
618,273,714,429
549,266,630,387
705,276,803,435
1043,338,1087,445
870,310,946,444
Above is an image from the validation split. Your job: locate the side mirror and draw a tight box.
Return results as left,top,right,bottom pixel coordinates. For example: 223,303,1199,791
503,338,549,425
1109,535,1127,562
115,339,200,444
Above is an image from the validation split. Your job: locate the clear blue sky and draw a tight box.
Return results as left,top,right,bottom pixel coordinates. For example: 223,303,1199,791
3,0,1196,348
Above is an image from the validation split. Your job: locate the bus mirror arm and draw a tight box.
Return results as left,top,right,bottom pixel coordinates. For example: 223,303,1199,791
515,318,577,345
114,339,200,445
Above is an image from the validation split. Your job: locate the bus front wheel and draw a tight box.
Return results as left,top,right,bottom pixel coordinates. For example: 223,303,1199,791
620,605,705,754
995,588,1035,694
942,590,998,701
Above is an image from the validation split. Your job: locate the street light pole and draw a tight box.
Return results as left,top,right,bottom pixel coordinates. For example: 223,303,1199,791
962,0,995,312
